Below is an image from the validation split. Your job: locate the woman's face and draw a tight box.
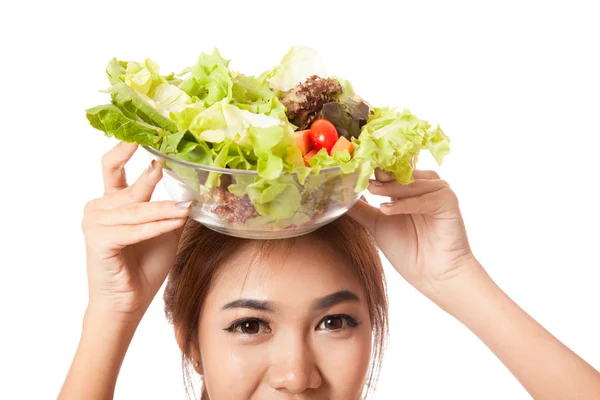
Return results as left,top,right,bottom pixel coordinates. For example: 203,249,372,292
195,236,373,399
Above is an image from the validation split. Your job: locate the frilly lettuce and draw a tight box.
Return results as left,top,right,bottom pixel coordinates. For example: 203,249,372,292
353,107,450,191
303,106,450,193
179,48,233,107
86,104,163,147
86,46,451,223
262,45,327,92
232,73,290,123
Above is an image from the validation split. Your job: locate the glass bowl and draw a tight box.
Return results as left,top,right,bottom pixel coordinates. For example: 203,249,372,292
143,146,363,239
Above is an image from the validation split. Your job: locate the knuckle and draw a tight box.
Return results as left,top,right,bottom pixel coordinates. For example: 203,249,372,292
441,186,459,206
128,202,144,218
430,170,441,179
101,152,112,170
81,215,95,234
80,216,88,232
426,197,443,214
448,189,459,206
126,187,139,203
83,200,95,215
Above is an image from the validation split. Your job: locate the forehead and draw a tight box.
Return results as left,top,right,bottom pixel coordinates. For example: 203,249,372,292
207,237,365,305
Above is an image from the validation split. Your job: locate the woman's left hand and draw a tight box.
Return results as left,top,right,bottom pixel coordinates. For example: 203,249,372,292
348,169,480,297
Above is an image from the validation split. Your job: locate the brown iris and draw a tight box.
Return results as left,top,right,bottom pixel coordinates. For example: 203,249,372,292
323,316,344,330
240,320,261,334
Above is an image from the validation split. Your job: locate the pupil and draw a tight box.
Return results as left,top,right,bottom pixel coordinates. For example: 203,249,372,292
325,317,343,330
242,321,260,334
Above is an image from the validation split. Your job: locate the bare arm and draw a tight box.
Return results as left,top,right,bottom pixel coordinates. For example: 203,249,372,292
349,170,600,399
58,142,190,399
433,262,600,400
58,309,140,399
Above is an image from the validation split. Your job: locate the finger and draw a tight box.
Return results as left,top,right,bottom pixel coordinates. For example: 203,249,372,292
119,159,164,204
412,170,440,180
380,187,458,216
84,160,162,213
89,200,192,227
101,218,188,248
368,178,449,200
101,160,163,210
84,194,124,214
374,168,440,182
346,197,381,235
374,168,395,183
102,141,139,195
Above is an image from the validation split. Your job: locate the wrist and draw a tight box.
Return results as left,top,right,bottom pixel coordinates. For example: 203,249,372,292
418,258,498,316
61,302,141,399
79,305,141,368
83,303,144,336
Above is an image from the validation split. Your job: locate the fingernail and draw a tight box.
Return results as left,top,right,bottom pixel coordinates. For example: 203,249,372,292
369,179,383,187
146,160,156,174
381,202,394,207
174,200,193,210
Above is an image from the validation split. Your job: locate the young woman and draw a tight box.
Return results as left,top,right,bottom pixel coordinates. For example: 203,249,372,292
59,142,600,399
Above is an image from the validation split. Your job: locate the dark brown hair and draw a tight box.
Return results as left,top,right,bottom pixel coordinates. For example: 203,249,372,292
164,215,388,399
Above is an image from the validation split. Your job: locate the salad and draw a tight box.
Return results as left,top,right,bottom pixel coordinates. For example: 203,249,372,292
86,46,450,230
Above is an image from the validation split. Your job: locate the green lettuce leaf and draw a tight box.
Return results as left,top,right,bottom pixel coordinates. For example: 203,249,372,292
353,107,450,192
152,83,193,112
178,48,233,107
332,75,357,99
122,59,163,96
232,72,290,123
86,104,162,147
242,176,302,220
106,58,127,85
169,102,206,132
232,72,275,104
105,58,194,133
263,45,327,92
109,83,178,133
160,131,213,164
424,124,451,164
187,100,292,145
87,48,451,226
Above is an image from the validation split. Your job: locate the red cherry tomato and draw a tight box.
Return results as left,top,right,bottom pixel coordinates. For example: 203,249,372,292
309,119,339,154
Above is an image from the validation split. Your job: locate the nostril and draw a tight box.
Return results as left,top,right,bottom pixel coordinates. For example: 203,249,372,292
268,364,322,393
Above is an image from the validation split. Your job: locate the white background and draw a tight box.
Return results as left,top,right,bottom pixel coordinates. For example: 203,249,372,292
1,0,599,398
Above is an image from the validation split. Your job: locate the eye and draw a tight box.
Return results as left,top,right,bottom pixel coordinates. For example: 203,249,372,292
225,318,271,335
317,314,359,331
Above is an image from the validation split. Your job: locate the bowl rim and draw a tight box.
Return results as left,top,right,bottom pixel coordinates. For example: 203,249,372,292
142,145,343,176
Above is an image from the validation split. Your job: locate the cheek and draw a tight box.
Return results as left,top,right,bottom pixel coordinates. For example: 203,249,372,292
314,325,373,396
199,328,269,398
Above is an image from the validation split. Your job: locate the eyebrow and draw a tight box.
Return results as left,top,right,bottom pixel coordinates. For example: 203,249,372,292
222,299,275,312
221,290,360,313
313,290,361,310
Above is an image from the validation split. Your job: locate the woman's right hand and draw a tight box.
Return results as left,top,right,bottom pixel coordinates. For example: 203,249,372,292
81,141,191,321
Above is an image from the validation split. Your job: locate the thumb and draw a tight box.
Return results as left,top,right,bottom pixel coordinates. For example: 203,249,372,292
346,196,380,235
374,168,395,183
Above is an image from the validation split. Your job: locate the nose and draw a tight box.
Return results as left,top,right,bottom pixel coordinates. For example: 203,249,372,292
267,335,322,393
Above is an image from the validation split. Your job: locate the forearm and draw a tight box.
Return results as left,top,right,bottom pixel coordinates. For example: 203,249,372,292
430,261,600,400
58,307,141,400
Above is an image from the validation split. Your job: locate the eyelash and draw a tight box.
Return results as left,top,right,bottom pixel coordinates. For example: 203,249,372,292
224,314,360,335
224,317,272,335
317,314,360,331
